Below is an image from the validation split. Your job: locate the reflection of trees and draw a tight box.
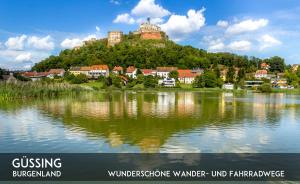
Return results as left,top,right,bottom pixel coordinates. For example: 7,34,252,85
1,92,298,152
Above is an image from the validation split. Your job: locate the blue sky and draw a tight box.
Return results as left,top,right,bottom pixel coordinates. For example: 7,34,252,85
1,0,300,70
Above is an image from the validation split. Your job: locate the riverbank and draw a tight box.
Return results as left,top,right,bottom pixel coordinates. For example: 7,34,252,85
0,82,89,100
1,81,299,100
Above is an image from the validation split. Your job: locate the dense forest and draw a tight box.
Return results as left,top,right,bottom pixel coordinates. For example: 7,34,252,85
31,35,287,73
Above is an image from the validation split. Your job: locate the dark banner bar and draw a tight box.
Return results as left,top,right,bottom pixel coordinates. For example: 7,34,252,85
0,153,299,181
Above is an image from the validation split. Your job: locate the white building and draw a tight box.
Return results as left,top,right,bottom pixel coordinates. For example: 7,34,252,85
158,78,176,87
156,67,177,78
255,70,268,79
223,83,234,90
89,65,110,78
126,66,137,79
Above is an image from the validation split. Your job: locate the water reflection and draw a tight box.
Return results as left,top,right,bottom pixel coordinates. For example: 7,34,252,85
0,92,300,153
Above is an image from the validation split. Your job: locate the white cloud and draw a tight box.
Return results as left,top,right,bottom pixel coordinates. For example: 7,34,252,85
161,8,206,41
113,13,135,24
228,40,252,51
203,36,226,52
259,34,281,50
27,35,54,50
131,0,170,18
226,19,269,35
110,0,120,5
60,34,98,49
217,20,228,27
15,52,32,62
60,38,83,49
96,26,100,32
5,35,27,50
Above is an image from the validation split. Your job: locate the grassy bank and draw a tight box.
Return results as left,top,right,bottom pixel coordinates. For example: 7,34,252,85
271,88,300,94
0,82,89,100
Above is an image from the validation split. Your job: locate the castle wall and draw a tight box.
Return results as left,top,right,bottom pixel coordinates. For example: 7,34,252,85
141,32,162,40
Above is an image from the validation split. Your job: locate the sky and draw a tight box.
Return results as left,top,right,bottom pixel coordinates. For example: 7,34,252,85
1,0,300,70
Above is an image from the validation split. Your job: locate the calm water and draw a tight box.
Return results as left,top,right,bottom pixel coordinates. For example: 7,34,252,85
0,91,300,153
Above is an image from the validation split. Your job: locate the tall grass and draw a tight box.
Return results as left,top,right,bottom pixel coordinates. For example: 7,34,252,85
0,81,88,100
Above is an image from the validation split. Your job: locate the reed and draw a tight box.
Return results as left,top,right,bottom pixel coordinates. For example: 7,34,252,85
0,81,88,100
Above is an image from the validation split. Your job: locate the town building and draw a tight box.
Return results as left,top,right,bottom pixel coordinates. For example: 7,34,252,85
178,69,199,84
79,66,92,77
156,67,177,78
69,67,82,75
22,71,49,81
47,69,65,78
223,83,234,90
292,64,299,72
255,70,268,79
141,69,156,76
220,69,228,81
1,73,17,83
191,68,204,75
112,66,123,75
89,65,109,78
108,31,123,46
261,62,270,70
126,66,137,79
158,78,176,87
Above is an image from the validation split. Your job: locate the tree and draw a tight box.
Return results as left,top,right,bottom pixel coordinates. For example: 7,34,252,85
111,75,122,88
136,68,142,75
226,66,235,83
237,68,246,82
69,74,88,84
144,76,157,88
258,83,272,93
193,71,221,88
168,71,178,80
268,56,285,72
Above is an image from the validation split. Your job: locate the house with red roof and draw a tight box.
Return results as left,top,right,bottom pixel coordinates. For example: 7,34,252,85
47,69,65,78
261,62,270,70
178,69,200,84
126,66,137,79
255,70,268,79
22,71,49,81
89,65,109,78
141,69,156,76
112,66,123,75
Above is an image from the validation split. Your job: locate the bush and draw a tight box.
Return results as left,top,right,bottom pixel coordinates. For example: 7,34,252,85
258,83,272,93
193,71,221,88
144,76,157,88
70,74,88,84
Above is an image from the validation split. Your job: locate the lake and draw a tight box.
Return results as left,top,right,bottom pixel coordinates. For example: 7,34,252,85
0,91,300,153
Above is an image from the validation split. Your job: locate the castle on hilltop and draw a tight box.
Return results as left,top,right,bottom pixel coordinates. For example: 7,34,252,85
133,18,162,40
107,18,164,46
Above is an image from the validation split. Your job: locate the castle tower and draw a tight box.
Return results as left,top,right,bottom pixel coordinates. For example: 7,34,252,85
108,31,123,46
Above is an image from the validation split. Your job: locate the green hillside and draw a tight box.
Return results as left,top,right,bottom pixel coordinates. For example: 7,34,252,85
32,34,279,73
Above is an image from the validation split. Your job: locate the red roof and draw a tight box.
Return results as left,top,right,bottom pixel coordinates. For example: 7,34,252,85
126,66,136,73
261,63,269,67
91,65,109,70
178,69,199,78
22,71,49,77
141,69,154,75
156,67,177,72
48,69,65,74
22,71,37,77
256,70,268,75
113,66,123,71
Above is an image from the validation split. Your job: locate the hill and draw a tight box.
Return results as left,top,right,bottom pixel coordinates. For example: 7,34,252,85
32,34,274,73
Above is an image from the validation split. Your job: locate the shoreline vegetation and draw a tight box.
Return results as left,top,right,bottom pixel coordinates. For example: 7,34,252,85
0,82,88,100
1,81,299,100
